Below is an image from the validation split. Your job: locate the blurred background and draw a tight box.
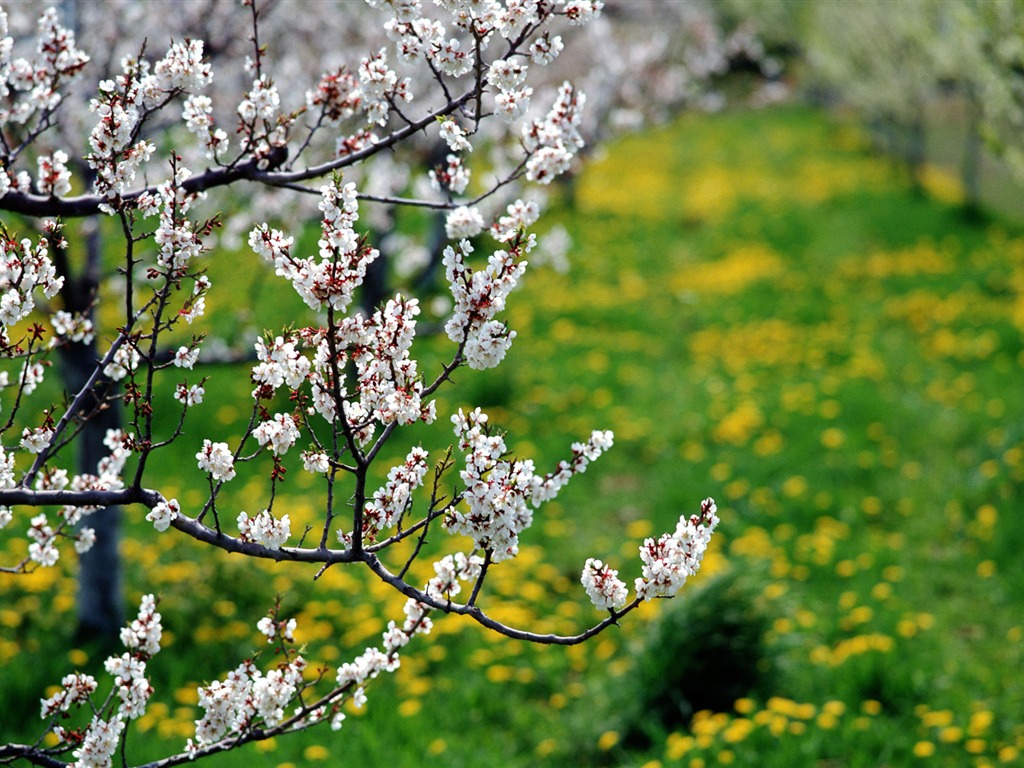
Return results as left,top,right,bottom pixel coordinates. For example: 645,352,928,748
3,1,1024,766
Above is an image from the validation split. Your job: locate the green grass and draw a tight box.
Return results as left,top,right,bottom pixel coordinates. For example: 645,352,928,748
3,103,1024,767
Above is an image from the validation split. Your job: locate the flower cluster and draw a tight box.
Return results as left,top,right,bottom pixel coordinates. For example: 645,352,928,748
37,150,72,196
39,595,163,768
152,167,204,274
102,342,140,381
196,439,236,482
0,231,63,331
191,655,306,749
27,512,58,566
580,558,628,611
257,614,297,643
635,498,720,600
253,412,300,456
237,509,291,550
252,334,310,394
50,309,96,345
489,58,532,122
85,36,213,199
446,409,614,561
343,296,436,426
0,7,89,129
237,73,291,160
523,81,586,184
146,498,180,532
307,67,362,125
357,47,404,126
428,153,470,195
249,180,377,313
443,239,526,370
362,445,429,541
182,93,228,159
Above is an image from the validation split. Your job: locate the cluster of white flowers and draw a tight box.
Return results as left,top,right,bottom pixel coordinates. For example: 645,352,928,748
431,36,474,77
445,205,485,239
38,595,163,767
173,383,204,407
27,512,58,566
237,509,291,550
173,345,200,369
190,654,306,749
346,296,436,425
196,439,236,482
529,31,563,65
423,550,484,602
153,167,203,273
0,7,89,130
0,232,63,329
441,410,529,560
19,360,44,395
249,180,376,313
253,412,300,456
146,498,180,532
489,58,532,123
362,446,429,541
154,38,212,92
301,450,330,474
104,652,152,720
306,67,362,126
182,93,228,159
357,47,403,125
438,117,471,152
523,81,586,183
580,558,628,611
120,592,164,656
20,426,53,455
251,334,310,394
50,309,95,345
86,35,214,198
428,153,470,195
40,672,98,718
102,342,140,381
72,715,126,768
256,614,297,643
492,198,541,241
446,410,616,562
237,73,288,156
443,239,526,370
36,150,72,196
177,275,209,325
635,498,720,600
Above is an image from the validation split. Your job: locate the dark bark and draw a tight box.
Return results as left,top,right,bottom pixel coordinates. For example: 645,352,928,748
56,221,125,643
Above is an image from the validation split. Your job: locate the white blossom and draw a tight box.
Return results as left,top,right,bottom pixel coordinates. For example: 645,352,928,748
146,499,179,533
196,440,235,482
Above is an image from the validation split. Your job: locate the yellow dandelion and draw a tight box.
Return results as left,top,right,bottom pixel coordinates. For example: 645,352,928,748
913,741,936,758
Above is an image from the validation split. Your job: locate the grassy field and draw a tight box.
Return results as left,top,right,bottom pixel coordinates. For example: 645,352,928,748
3,104,1024,767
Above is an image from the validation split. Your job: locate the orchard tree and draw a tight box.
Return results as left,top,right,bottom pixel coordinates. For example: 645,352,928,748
938,0,1024,198
0,1,719,766
804,0,943,186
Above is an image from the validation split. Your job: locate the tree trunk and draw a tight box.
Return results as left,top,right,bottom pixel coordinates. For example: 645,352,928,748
55,220,125,644
68,347,124,644
962,90,983,212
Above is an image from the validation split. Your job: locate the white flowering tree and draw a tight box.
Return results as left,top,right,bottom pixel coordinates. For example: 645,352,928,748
0,1,718,766
804,0,942,186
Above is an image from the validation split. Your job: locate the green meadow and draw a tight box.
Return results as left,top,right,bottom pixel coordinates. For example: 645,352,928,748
3,104,1024,766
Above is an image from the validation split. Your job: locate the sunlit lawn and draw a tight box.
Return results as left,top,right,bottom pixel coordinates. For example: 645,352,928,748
3,104,1024,767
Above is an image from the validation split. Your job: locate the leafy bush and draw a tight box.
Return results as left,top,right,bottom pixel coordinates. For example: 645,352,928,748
614,570,776,747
